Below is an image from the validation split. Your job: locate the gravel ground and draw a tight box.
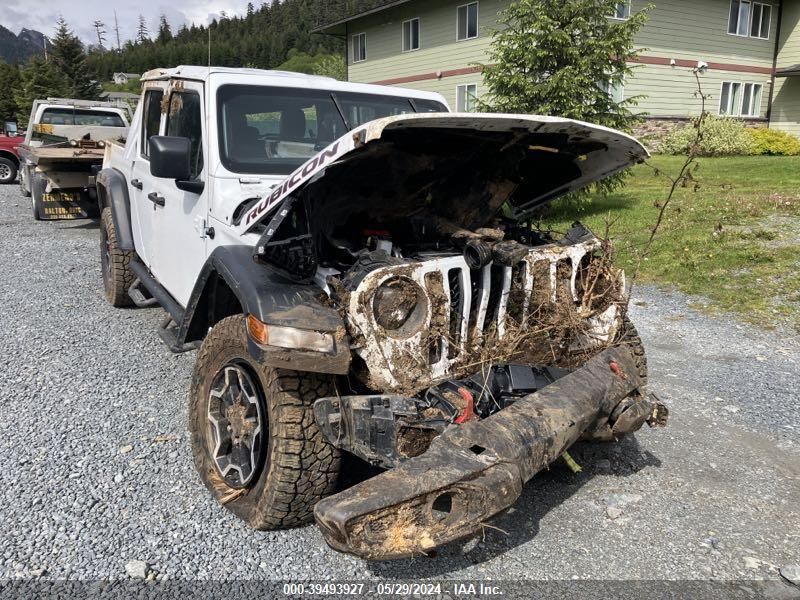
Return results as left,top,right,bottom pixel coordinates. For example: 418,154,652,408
0,182,798,590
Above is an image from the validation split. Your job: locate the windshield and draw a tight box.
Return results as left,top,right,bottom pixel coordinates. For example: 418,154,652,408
217,84,447,175
40,108,126,127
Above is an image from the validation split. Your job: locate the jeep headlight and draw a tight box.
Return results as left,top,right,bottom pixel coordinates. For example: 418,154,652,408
247,315,335,353
372,277,427,337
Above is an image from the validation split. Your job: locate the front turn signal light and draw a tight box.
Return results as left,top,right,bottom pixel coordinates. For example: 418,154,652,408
246,314,335,354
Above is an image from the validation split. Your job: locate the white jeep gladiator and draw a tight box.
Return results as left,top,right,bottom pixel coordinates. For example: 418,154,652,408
98,66,667,560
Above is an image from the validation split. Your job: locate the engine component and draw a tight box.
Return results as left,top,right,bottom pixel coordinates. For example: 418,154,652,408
492,239,530,266
463,238,493,269
432,363,571,419
339,250,408,290
313,395,447,468
314,363,572,467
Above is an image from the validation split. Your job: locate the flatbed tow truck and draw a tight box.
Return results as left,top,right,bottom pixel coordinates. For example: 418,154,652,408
18,98,130,220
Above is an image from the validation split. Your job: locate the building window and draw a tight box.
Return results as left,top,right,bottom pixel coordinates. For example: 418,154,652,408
728,1,771,39
741,82,763,116
457,2,479,41
611,1,631,19
402,18,420,52
456,83,478,112
719,81,762,116
352,33,367,63
719,82,742,115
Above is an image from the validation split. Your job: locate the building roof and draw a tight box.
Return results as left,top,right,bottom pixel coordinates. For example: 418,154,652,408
113,72,140,78
776,64,800,78
313,0,413,35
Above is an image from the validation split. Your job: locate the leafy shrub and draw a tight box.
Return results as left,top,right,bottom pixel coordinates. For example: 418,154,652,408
746,128,800,156
660,116,753,156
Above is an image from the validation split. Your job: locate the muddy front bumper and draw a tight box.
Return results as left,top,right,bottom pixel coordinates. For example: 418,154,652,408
313,345,667,560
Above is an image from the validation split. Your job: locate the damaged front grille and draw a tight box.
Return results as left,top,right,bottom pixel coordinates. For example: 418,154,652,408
344,236,622,392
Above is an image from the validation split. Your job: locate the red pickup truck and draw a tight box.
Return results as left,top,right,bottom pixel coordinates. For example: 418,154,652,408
0,121,23,184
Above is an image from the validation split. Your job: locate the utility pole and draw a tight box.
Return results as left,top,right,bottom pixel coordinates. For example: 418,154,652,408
113,11,122,51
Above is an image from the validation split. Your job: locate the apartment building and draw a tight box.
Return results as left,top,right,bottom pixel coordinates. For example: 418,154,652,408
317,0,800,132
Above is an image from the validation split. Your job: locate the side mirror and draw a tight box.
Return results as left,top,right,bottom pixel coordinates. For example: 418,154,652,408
149,136,191,180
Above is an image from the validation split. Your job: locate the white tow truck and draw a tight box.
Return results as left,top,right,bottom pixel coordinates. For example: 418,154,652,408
18,98,130,220
97,66,665,560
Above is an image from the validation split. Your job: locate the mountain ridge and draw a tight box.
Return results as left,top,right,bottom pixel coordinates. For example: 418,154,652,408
0,25,52,63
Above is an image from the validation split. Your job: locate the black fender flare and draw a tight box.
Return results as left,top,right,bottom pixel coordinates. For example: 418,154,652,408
179,245,350,374
96,168,134,251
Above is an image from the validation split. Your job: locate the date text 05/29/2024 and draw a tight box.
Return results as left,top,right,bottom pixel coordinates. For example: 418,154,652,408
281,582,504,596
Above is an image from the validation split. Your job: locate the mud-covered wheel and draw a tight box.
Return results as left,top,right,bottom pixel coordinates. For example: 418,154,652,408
100,208,135,307
189,315,341,529
0,157,17,185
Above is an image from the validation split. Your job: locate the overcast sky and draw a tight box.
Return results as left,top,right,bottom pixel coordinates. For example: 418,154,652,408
2,0,247,47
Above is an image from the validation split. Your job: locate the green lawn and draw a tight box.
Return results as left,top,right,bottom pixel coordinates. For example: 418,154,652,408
542,155,800,329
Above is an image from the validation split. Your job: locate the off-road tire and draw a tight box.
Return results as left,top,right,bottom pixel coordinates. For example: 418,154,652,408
100,208,135,307
0,157,17,185
19,166,31,198
189,315,341,529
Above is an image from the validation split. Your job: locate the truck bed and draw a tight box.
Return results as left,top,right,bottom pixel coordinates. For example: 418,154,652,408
18,144,105,166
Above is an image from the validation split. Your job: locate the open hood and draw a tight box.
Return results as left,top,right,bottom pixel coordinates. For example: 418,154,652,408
237,113,648,236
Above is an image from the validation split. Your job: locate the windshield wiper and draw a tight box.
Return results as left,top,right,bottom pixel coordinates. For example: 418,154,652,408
329,93,351,131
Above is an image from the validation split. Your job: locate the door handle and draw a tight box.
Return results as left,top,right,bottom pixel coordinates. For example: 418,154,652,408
130,178,143,190
147,192,165,207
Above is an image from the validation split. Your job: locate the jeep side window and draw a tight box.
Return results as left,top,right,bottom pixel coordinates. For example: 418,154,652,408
166,91,203,179
141,90,163,158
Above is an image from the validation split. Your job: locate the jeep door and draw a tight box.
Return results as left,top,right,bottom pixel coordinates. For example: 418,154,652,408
129,87,165,267
148,81,209,306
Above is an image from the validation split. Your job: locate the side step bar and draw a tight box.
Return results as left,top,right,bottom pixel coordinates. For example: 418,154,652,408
158,315,201,353
313,345,667,560
127,278,159,308
128,259,199,353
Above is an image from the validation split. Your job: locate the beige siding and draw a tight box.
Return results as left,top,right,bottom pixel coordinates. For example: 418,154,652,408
388,73,485,109
348,0,503,85
772,1,800,134
771,78,800,135
627,65,772,118
345,0,779,118
634,0,777,67
777,0,800,67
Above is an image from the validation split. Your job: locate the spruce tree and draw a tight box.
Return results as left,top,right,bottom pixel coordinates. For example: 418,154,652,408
157,15,173,45
479,0,649,132
13,56,69,125
51,17,99,99
0,62,22,122
136,16,150,44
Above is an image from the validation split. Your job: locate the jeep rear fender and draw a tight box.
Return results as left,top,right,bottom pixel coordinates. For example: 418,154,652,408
96,168,134,250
